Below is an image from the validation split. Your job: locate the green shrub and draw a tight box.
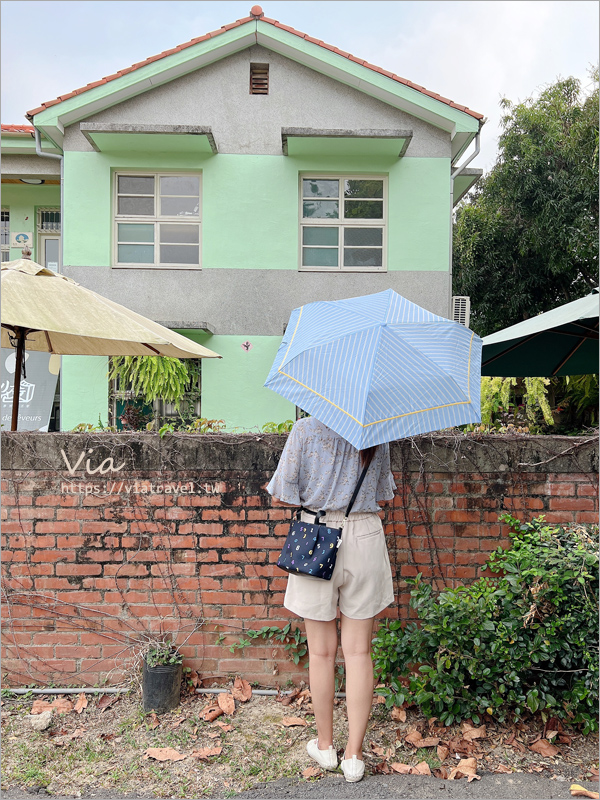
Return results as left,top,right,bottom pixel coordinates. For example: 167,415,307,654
372,515,599,733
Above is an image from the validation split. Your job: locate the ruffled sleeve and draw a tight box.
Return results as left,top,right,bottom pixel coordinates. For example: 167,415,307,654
266,422,303,505
376,444,396,502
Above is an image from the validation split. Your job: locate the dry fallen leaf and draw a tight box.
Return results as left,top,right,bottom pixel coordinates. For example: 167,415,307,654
374,760,391,774
73,693,88,714
405,730,423,747
207,731,221,739
203,706,224,722
434,766,450,779
462,725,486,741
448,757,481,781
373,695,386,705
147,713,160,730
570,785,600,799
217,692,235,715
280,689,300,706
391,762,412,774
97,694,119,712
51,698,73,715
412,761,432,776
493,764,513,774
391,706,406,722
232,677,252,702
437,745,450,762
192,747,223,760
419,736,441,748
529,739,560,758
216,721,234,732
281,717,308,728
30,700,53,715
369,742,385,757
546,729,558,741
143,747,186,762
302,766,322,778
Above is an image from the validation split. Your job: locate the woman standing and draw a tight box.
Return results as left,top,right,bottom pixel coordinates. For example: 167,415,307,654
267,415,396,783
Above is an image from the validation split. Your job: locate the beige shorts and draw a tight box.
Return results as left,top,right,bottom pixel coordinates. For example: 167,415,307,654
283,510,394,621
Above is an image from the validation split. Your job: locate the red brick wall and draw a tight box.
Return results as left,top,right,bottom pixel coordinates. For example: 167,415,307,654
1,433,597,687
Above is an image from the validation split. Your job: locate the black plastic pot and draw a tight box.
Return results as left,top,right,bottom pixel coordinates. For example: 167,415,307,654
142,659,182,714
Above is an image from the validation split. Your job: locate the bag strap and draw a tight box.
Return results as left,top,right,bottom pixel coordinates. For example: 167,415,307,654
343,461,371,520
298,460,372,526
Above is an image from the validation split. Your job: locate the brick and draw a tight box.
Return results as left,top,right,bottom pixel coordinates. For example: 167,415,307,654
549,498,595,511
547,482,576,497
11,507,55,519
577,483,599,497
35,522,80,534
31,550,75,563
198,536,243,549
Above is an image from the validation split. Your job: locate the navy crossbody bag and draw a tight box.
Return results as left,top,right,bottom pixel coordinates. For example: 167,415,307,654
276,462,371,581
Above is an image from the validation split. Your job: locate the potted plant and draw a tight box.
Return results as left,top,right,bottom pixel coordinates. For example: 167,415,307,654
142,636,183,714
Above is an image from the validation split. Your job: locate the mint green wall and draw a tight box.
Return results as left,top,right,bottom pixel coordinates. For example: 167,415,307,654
1,183,60,261
175,331,295,431
63,151,450,271
60,355,109,430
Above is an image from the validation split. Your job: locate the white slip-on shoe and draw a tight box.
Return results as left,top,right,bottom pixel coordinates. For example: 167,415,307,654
306,738,338,770
341,754,365,783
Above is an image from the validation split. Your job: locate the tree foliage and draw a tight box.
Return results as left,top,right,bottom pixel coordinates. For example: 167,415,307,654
453,71,599,336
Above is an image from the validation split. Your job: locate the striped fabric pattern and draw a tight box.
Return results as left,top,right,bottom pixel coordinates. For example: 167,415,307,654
264,289,482,449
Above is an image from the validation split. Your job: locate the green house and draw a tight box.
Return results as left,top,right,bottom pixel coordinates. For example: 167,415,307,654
1,5,483,432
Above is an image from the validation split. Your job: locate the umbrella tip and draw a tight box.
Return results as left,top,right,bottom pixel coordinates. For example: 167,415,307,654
21,246,32,260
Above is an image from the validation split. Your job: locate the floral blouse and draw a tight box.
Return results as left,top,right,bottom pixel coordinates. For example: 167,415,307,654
267,416,396,512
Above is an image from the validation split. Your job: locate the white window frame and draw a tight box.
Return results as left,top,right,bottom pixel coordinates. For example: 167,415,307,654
1,208,10,262
298,174,388,272
113,171,202,270
37,207,61,234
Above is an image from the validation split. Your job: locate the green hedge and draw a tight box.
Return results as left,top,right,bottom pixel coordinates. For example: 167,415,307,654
372,515,599,734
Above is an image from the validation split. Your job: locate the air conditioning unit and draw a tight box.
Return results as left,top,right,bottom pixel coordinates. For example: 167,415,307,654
452,296,470,327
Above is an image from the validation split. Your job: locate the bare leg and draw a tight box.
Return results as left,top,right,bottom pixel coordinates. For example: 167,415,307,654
304,617,338,749
340,614,375,760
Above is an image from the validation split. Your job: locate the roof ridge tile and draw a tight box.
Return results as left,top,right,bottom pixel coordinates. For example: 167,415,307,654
25,8,484,121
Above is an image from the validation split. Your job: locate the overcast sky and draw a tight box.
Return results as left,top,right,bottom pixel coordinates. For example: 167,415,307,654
1,1,597,172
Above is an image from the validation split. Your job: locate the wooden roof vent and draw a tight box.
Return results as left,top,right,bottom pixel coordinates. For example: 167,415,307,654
250,63,269,95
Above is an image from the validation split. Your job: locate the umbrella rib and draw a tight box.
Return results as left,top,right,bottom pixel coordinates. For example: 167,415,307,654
44,331,55,354
143,343,161,354
551,335,589,376
482,331,542,366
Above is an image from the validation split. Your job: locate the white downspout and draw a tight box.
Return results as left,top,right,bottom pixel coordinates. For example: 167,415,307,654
34,127,64,431
34,128,63,275
448,131,481,317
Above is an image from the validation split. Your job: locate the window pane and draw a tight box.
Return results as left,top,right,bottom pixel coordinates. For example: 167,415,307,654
344,179,384,198
118,176,154,195
118,196,154,216
160,176,199,196
118,223,154,243
118,244,154,263
303,200,339,219
302,179,339,198
343,247,382,267
159,224,199,244
302,247,338,267
344,200,383,219
302,227,338,246
344,227,383,246
160,197,199,217
160,244,199,264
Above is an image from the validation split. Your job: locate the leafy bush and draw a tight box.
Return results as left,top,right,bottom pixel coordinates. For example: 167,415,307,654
372,515,599,733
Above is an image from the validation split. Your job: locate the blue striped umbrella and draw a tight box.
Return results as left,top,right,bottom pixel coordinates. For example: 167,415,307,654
264,289,482,449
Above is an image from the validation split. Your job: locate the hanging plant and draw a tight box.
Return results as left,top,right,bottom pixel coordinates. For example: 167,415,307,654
109,356,192,410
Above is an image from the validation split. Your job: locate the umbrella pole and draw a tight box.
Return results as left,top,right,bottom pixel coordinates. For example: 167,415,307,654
11,327,25,432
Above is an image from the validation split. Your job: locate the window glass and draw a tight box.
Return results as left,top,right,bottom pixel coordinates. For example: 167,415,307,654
302,248,339,268
344,179,383,198
302,179,339,198
160,196,199,217
160,245,199,264
160,224,200,244
118,223,154,243
344,228,382,246
117,244,154,263
118,176,154,194
160,176,200,196
343,248,382,267
303,200,339,219
344,200,383,219
118,196,154,216
302,227,338,246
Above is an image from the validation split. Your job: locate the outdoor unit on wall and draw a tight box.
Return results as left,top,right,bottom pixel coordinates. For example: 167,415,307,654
452,296,471,327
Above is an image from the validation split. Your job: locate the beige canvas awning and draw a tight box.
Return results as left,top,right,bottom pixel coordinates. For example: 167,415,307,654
1,258,221,430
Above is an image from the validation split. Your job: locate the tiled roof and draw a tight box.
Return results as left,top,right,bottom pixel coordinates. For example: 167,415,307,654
26,6,483,121
1,124,35,134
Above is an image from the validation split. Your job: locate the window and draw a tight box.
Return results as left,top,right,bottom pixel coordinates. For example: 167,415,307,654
300,177,386,271
114,173,201,268
38,208,61,233
1,209,9,262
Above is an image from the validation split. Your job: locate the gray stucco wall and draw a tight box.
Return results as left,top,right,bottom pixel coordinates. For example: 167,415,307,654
63,45,450,158
1,154,61,176
62,266,451,335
